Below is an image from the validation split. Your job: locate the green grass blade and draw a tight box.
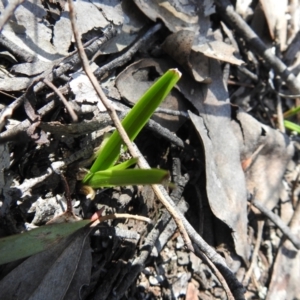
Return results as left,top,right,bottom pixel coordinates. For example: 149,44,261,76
108,158,138,171
284,120,300,133
0,220,91,265
86,169,169,188
84,69,181,177
283,105,300,119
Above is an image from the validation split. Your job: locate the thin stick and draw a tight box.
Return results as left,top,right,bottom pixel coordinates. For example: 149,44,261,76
67,0,194,252
198,250,235,300
43,79,78,122
91,213,151,227
252,199,300,249
94,23,162,78
243,220,264,285
276,94,285,133
60,173,73,214
215,0,300,95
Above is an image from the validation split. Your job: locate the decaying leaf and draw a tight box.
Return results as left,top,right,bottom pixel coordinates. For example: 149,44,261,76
231,110,294,210
260,0,288,50
136,0,242,84
188,59,249,261
189,58,294,261
192,39,244,66
11,61,54,76
162,30,210,83
0,228,92,300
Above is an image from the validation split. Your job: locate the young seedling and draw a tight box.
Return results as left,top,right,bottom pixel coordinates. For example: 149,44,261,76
82,69,181,189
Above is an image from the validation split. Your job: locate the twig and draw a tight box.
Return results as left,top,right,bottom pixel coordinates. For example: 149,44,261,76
196,250,235,300
91,213,151,227
215,0,300,95
252,199,300,249
154,107,190,118
94,23,163,78
243,220,264,286
43,79,78,122
111,198,188,299
59,173,73,214
0,100,57,143
0,33,36,62
276,91,285,133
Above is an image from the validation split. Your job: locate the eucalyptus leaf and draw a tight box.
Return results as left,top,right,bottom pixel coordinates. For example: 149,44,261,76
0,220,91,265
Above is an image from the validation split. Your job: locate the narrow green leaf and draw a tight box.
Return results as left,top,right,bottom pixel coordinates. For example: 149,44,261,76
284,120,300,133
84,69,181,179
108,158,138,171
86,168,169,188
0,220,91,265
283,105,300,119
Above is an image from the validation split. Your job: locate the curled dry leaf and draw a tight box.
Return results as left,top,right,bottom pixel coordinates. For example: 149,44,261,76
133,0,210,33
260,0,288,51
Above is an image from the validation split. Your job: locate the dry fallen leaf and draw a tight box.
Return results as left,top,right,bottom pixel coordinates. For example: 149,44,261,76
162,30,210,83
188,59,249,262
231,110,294,210
260,0,288,50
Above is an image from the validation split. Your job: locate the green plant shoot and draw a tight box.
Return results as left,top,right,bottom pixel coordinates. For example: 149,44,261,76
284,120,300,133
82,69,181,188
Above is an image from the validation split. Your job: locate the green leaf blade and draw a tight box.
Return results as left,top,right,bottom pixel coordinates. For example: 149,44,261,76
86,168,169,188
284,120,300,133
